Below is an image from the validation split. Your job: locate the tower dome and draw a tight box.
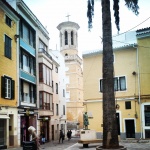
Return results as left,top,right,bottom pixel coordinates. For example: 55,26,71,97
57,21,80,56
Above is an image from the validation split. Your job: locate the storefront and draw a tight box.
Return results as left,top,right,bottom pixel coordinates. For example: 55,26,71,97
39,116,50,142
18,108,38,145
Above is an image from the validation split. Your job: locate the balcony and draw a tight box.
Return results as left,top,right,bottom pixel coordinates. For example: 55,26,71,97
64,54,82,65
38,48,52,60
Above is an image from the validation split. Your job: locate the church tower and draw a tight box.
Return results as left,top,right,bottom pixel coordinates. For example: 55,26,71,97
57,21,84,129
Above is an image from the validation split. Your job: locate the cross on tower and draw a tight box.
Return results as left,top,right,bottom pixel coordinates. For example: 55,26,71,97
66,14,70,21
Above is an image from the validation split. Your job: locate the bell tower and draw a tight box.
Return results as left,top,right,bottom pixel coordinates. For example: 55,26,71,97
57,21,84,129
57,21,80,56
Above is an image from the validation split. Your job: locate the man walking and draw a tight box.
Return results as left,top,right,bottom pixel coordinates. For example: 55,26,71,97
59,130,64,143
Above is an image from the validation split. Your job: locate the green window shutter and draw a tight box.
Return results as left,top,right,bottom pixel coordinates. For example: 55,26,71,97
1,76,5,98
11,80,15,99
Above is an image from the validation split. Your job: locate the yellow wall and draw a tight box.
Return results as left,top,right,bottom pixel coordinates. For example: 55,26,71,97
0,8,18,107
83,47,141,133
138,37,150,95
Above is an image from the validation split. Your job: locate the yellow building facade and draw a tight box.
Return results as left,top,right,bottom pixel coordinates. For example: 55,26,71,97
83,30,150,139
0,1,19,148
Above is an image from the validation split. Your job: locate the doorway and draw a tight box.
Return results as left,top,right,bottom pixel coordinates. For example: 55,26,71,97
116,113,120,135
52,125,54,140
125,119,135,138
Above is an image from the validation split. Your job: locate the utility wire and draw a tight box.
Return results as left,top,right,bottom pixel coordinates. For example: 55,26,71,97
113,16,150,38
112,39,150,49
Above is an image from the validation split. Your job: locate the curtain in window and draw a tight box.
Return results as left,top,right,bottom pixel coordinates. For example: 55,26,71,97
114,77,118,91
23,23,29,43
119,76,126,90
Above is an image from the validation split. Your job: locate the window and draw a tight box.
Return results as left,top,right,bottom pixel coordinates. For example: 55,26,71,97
5,15,12,27
5,35,11,59
39,92,52,110
23,53,29,72
39,40,47,51
65,31,68,45
63,89,65,97
55,67,58,73
20,80,36,103
63,105,65,115
20,50,36,75
100,76,126,92
56,104,59,115
145,105,150,126
125,101,131,109
39,63,52,86
1,76,15,99
71,31,74,45
21,21,35,48
56,83,58,94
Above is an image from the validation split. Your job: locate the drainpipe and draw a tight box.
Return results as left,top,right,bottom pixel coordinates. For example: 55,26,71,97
134,44,142,139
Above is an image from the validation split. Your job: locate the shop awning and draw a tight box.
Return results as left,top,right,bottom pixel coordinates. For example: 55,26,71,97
0,115,10,119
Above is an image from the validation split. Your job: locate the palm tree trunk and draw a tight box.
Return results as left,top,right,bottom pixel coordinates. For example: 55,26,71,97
102,0,119,148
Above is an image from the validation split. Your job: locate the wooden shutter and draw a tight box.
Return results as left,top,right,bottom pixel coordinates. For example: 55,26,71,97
1,76,5,98
11,80,15,99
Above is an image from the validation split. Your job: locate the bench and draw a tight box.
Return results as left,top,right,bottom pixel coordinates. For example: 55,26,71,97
78,139,102,148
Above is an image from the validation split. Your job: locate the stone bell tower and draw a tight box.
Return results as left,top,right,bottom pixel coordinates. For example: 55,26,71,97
57,21,84,129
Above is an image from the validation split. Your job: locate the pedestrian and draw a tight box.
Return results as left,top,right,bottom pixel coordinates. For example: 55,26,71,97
59,130,64,143
40,131,45,144
28,126,41,150
69,130,72,139
67,130,70,141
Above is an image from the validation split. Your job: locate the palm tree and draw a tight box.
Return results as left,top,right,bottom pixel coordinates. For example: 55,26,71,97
87,0,139,149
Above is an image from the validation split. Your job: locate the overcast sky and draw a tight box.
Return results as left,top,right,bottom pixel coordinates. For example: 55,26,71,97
24,0,150,55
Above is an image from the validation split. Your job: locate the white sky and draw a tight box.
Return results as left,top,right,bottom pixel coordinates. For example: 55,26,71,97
24,0,150,55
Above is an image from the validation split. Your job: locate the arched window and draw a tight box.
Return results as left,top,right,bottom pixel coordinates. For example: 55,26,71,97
71,31,74,45
65,31,68,45
65,53,68,56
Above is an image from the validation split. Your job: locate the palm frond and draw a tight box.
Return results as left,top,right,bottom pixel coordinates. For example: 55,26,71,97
125,0,139,15
113,0,120,31
87,0,94,31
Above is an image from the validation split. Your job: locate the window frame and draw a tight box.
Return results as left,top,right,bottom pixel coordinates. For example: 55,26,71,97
5,15,12,27
100,76,126,92
1,76,15,100
4,35,12,59
125,101,131,109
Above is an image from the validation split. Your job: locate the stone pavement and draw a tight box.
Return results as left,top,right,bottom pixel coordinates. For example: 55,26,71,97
6,138,150,150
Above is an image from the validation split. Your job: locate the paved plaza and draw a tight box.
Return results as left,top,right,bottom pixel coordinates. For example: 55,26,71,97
6,138,150,150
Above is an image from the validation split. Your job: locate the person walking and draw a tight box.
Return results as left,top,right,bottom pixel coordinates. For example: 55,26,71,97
28,126,41,150
67,130,70,141
59,130,64,143
69,130,72,139
40,131,45,144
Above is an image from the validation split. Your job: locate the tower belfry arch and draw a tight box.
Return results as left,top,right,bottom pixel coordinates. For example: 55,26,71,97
57,21,84,129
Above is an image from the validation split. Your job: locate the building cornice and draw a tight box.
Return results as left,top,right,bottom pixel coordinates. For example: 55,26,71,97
57,21,80,30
